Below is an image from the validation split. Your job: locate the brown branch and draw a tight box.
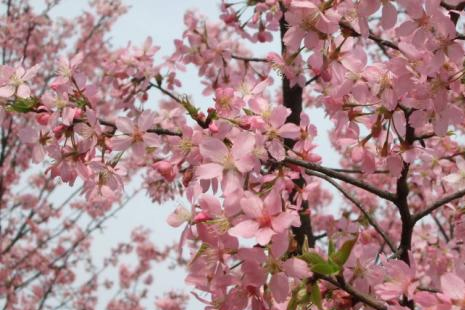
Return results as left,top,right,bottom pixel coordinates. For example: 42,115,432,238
413,188,465,223
432,214,450,242
305,75,319,86
231,54,268,62
279,2,315,250
305,169,396,252
317,274,387,310
394,111,415,269
440,1,465,24
339,22,400,51
284,157,397,201
96,118,181,136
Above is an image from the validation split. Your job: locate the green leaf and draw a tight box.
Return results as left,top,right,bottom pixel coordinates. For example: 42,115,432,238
300,252,326,266
8,97,38,113
242,108,255,116
311,262,340,276
311,283,323,310
287,281,308,310
328,239,335,256
330,236,358,267
302,236,310,254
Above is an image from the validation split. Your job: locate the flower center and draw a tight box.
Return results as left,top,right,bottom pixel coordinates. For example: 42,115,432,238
258,214,272,228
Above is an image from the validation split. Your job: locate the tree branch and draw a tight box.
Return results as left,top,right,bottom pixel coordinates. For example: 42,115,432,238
413,187,465,223
96,118,181,136
284,157,397,202
231,54,268,62
339,22,400,51
317,274,387,310
305,169,396,252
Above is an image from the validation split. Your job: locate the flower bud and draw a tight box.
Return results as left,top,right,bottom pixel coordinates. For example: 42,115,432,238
36,113,50,126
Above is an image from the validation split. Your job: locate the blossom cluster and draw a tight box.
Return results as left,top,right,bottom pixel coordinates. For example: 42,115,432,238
2,1,465,310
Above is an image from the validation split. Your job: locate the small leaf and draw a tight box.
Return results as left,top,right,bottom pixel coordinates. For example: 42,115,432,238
331,236,358,267
300,252,326,266
287,281,308,310
242,108,255,116
302,236,310,254
8,97,38,113
328,239,335,256
311,262,340,275
311,283,323,310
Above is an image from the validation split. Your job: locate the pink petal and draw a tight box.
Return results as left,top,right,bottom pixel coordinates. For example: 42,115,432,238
195,163,224,180
271,212,297,233
282,258,312,279
229,219,260,239
237,248,267,264
23,64,41,81
283,27,305,51
18,127,38,144
409,110,427,128
199,137,229,163
268,139,285,161
231,132,255,159
16,84,30,98
62,107,76,126
32,145,45,163
270,272,289,303
116,117,134,134
278,123,301,139
234,154,256,173
167,206,191,227
222,170,242,196
111,136,132,151
271,232,289,258
0,85,15,98
132,141,145,158
269,106,290,128
143,132,160,147
386,155,403,178
441,273,465,300
198,194,222,215
396,20,417,37
240,194,263,219
264,189,282,215
138,110,156,132
256,227,274,245
381,2,397,30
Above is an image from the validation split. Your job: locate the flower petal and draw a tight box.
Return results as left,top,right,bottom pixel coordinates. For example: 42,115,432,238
229,219,259,239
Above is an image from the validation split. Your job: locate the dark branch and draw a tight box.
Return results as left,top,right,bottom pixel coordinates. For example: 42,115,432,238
413,188,465,223
231,54,268,62
284,157,397,202
305,169,396,252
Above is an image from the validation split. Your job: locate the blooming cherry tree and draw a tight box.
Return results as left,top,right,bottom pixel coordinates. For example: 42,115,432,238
2,0,465,310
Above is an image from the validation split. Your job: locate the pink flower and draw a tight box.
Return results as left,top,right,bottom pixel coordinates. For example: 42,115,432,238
166,205,192,228
248,100,301,161
195,135,255,195
18,127,50,163
88,161,126,192
444,157,465,189
51,53,84,89
0,64,40,98
439,272,465,306
283,1,338,51
42,91,78,126
111,110,160,158
152,160,178,182
375,258,417,301
228,191,300,245
214,87,243,117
